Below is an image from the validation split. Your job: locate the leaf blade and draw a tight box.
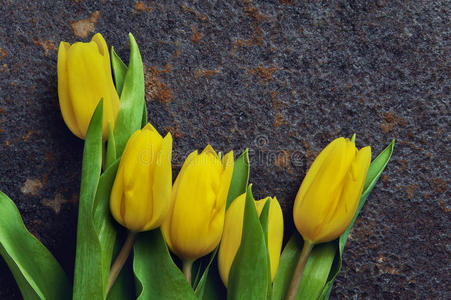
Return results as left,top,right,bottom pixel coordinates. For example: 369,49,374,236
0,192,71,300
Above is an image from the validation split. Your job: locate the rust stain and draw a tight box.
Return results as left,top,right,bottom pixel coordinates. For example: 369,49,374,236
404,184,418,199
0,64,8,73
134,2,153,13
181,4,209,22
397,159,408,172
21,178,43,196
274,150,291,170
165,123,182,138
303,141,318,162
429,177,448,193
270,91,286,127
438,199,451,213
0,48,6,60
144,64,173,105
173,48,180,58
382,174,390,183
380,111,406,134
42,193,68,214
279,0,295,4
70,11,100,39
232,0,267,53
194,68,220,79
33,39,57,56
251,65,279,83
21,129,34,140
191,26,203,43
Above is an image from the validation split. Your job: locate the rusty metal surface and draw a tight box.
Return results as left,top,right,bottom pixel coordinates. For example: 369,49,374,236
0,1,449,298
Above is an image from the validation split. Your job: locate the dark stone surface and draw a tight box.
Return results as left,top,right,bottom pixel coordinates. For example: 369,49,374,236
0,0,449,299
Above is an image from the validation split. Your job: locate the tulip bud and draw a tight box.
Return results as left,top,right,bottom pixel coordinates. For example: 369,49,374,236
57,33,120,139
110,123,172,232
293,137,371,244
161,145,234,261
218,194,283,287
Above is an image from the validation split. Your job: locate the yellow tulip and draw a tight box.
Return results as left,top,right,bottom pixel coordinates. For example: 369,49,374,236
218,194,283,287
57,33,120,139
161,145,234,262
293,137,371,244
110,123,172,232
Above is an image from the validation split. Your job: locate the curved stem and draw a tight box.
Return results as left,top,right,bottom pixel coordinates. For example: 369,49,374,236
182,259,194,285
107,231,136,295
285,239,314,300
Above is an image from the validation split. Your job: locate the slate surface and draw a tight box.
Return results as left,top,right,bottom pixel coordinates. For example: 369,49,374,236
0,0,449,299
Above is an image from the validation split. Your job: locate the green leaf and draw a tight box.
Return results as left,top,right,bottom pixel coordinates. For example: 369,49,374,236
111,47,127,97
271,235,303,300
296,243,335,299
92,159,120,292
258,199,272,299
318,139,395,299
133,229,196,300
73,100,104,299
106,123,116,169
141,101,148,128
226,149,250,209
0,192,71,300
113,33,145,157
227,185,270,300
196,263,226,300
194,248,218,299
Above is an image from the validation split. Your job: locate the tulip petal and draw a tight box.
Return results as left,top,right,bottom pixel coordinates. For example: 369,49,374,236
143,132,172,231
57,41,83,138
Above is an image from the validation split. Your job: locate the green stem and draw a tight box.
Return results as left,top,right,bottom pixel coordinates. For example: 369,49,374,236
107,231,136,295
285,240,314,300
182,259,194,285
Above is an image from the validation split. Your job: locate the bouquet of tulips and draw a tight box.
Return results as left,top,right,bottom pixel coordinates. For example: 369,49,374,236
0,33,394,300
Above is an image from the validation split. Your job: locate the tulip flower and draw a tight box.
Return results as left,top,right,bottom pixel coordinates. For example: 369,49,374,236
218,193,283,287
161,145,234,283
286,137,371,300
110,123,173,232
57,33,120,139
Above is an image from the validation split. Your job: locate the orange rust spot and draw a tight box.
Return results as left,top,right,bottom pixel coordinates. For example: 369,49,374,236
438,199,451,213
270,91,286,127
194,68,220,79
191,26,203,43
380,111,406,134
274,150,290,170
33,39,57,56
134,2,153,13
173,48,180,58
165,124,182,138
232,0,267,53
279,0,295,4
144,64,173,105
429,177,448,193
397,159,408,172
181,4,209,22
70,11,100,38
0,48,6,60
21,178,43,196
0,64,8,73
404,184,418,199
22,129,34,140
250,65,279,83
42,193,68,214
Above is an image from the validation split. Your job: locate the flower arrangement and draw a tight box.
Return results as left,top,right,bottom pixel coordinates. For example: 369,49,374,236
0,33,394,300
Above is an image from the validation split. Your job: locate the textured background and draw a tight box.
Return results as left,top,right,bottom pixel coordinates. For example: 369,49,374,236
0,0,449,299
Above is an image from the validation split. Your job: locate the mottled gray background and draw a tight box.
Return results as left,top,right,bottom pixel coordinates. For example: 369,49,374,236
0,0,449,299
